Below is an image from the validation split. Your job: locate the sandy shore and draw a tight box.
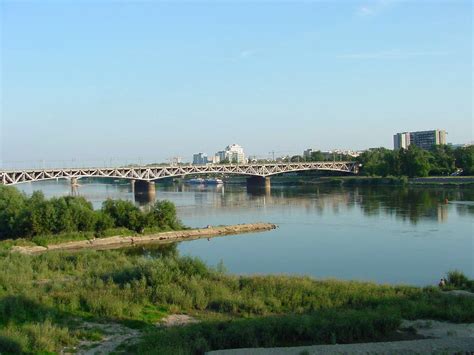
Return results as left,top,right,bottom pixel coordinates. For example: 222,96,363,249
10,222,277,255
208,319,474,354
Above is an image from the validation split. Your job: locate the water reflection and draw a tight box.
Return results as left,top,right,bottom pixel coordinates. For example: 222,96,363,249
124,243,178,258
154,184,472,224
16,180,474,224
15,180,473,285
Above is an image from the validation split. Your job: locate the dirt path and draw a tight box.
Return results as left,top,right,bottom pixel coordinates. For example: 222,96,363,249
208,319,474,354
69,315,199,354
159,314,199,327
73,322,140,355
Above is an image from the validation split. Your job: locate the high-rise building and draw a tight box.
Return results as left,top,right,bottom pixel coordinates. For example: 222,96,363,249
393,130,447,150
224,144,246,163
215,151,226,163
192,153,208,165
393,132,411,150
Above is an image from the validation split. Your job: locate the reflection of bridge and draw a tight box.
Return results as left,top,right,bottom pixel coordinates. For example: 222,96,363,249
0,162,359,186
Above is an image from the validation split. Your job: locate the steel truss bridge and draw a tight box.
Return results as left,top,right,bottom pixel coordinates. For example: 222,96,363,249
0,162,359,186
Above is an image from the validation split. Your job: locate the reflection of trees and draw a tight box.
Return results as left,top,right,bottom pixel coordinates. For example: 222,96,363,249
144,184,472,225
124,242,178,258
357,187,470,224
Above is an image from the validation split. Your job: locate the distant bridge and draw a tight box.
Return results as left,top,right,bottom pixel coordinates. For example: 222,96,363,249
0,162,359,186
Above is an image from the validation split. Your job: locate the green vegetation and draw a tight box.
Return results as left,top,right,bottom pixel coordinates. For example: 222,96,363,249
0,185,185,241
444,270,474,293
357,145,474,178
0,247,473,353
136,308,401,354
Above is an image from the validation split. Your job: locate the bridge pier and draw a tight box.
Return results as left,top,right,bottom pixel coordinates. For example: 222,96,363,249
246,176,271,192
134,180,156,204
70,177,79,196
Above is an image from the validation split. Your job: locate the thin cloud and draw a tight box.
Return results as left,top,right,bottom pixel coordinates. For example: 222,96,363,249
239,49,256,59
355,0,399,17
337,49,450,59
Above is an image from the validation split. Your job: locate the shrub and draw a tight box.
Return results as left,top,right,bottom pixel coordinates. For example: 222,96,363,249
0,185,184,240
447,270,470,288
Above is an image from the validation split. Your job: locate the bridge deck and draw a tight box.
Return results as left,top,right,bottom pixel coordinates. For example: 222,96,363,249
0,162,358,185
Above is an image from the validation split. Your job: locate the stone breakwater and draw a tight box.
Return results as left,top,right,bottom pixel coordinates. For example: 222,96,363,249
11,223,277,255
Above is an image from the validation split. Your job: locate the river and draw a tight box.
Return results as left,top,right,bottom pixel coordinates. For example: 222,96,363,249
17,180,473,286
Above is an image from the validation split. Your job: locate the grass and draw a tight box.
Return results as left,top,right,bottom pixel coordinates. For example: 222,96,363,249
443,270,474,293
133,308,401,354
0,248,473,353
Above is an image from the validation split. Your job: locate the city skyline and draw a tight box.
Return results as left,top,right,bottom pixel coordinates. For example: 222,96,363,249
1,1,472,166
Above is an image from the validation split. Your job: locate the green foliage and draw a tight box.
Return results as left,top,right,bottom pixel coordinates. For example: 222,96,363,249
309,151,325,161
0,185,28,239
429,145,455,175
399,146,431,178
357,148,395,177
0,250,472,353
446,270,474,292
150,200,184,230
0,186,184,240
290,155,304,162
134,308,401,354
454,146,474,175
102,199,148,233
357,145,472,178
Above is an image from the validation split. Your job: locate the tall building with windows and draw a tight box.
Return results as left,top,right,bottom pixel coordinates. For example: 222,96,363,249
393,132,411,150
393,130,447,150
224,144,246,163
192,153,208,165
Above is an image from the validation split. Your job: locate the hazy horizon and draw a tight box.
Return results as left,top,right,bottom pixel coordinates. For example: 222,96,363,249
1,0,472,167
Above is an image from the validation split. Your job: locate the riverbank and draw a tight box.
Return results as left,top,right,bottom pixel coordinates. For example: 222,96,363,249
297,176,474,187
1,248,473,354
9,223,277,255
219,175,474,187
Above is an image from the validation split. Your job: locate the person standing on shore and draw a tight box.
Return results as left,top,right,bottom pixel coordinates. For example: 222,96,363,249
439,278,446,288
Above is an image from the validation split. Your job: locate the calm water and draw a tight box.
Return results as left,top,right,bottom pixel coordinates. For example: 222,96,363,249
17,180,473,286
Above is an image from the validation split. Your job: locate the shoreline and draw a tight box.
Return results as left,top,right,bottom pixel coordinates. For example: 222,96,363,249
10,222,277,255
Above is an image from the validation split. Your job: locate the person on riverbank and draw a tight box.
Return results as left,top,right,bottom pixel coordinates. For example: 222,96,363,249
439,278,447,288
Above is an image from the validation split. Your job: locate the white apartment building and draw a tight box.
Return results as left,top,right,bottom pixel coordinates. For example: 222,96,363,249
224,144,246,164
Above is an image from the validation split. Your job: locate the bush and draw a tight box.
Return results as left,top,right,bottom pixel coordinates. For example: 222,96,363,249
0,186,184,240
446,270,474,292
133,309,402,354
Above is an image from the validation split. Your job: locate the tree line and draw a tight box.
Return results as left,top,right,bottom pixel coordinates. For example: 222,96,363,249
355,145,473,178
283,145,473,178
0,186,184,240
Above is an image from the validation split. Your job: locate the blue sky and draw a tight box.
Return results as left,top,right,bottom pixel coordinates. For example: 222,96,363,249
1,0,472,166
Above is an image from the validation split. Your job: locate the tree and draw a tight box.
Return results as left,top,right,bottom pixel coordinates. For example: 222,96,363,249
357,148,394,176
399,146,431,177
64,196,97,232
94,211,114,237
309,151,325,162
429,145,455,176
454,146,474,175
150,200,183,230
0,185,27,239
23,191,57,236
102,199,147,232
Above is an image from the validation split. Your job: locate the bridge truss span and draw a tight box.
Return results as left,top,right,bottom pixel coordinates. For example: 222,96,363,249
0,162,359,186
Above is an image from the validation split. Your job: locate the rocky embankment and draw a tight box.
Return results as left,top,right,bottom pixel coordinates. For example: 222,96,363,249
11,223,277,255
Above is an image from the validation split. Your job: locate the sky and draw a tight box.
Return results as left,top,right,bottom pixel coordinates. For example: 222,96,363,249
1,0,472,167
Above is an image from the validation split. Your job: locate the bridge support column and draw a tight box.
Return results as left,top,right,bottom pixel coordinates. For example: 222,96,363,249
130,179,136,193
70,177,79,196
134,180,156,204
246,176,271,192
